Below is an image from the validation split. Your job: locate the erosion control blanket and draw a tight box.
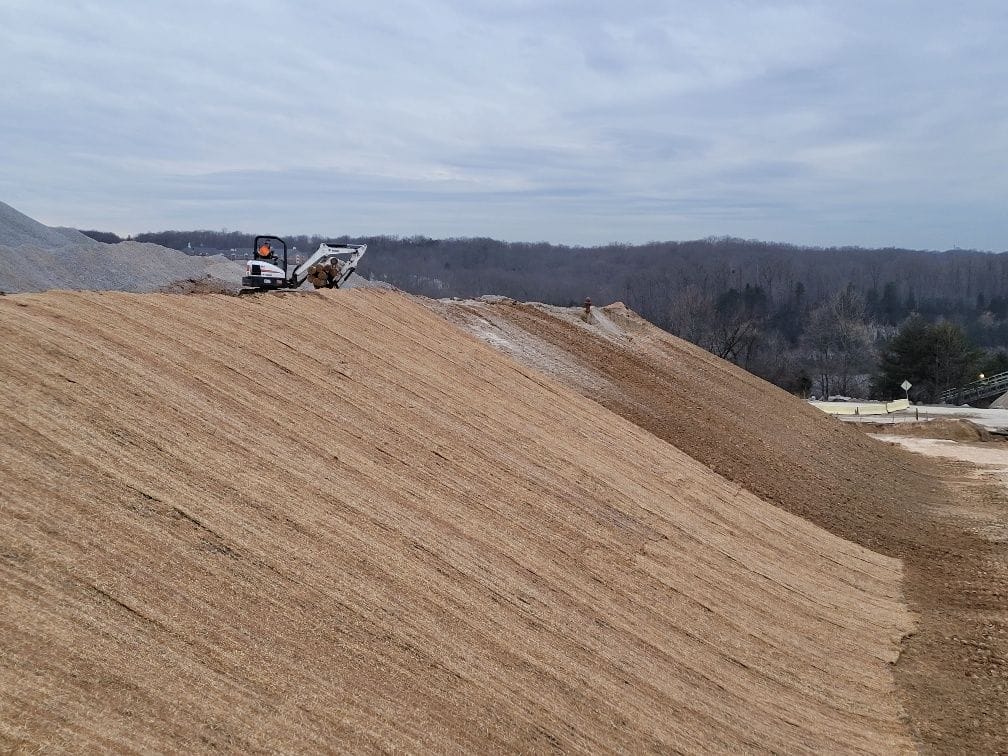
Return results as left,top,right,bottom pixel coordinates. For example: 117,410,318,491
0,289,913,753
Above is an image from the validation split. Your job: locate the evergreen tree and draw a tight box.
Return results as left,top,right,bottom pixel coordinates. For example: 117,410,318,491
932,322,981,397
875,317,979,401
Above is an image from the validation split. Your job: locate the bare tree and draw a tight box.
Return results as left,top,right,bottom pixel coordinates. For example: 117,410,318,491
803,287,872,397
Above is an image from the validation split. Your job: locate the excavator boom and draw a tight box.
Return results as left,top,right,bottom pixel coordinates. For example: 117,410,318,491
292,243,367,290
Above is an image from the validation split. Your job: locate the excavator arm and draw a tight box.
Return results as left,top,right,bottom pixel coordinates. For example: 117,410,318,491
290,243,367,289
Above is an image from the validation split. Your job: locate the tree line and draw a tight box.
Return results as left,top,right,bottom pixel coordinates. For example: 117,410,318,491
79,229,1008,401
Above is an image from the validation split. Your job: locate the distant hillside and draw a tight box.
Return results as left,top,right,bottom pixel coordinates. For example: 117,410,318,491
106,228,1008,396
116,230,1008,327
78,229,124,244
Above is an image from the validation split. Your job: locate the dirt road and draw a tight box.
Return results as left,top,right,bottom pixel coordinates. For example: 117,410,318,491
873,435,1008,547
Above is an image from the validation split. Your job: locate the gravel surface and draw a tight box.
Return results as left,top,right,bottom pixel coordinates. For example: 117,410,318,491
341,272,394,290
0,201,243,293
0,201,98,249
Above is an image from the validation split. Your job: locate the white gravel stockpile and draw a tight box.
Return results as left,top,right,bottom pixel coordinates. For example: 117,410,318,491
0,201,243,293
0,201,99,250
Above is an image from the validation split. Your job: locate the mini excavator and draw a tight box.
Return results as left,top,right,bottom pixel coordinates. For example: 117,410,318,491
240,235,366,294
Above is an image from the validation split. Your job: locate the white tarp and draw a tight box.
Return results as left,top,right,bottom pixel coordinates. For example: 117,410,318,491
810,398,910,416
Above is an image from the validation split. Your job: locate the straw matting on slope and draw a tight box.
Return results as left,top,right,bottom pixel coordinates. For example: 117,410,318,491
435,297,1008,752
433,298,926,547
0,289,912,753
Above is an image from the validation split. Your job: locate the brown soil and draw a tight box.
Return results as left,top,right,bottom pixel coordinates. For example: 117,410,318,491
156,275,239,295
857,418,1002,443
0,290,914,752
437,298,1008,754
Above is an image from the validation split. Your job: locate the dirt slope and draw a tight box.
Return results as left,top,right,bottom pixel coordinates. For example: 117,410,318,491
858,418,1001,442
0,290,912,752
433,299,925,549
435,298,1008,752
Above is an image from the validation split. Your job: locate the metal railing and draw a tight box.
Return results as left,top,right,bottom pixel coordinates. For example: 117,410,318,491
939,370,1008,404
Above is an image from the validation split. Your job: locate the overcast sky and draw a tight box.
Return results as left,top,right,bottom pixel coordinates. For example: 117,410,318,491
2,1,1006,249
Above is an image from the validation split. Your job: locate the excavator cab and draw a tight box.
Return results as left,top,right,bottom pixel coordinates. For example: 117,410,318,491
243,235,289,291
252,235,286,265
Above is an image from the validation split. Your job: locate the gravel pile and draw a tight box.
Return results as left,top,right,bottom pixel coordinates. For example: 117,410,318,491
0,201,243,293
342,273,394,290
0,201,99,249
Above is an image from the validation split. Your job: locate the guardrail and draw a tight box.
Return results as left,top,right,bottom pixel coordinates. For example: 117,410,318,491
939,370,1008,404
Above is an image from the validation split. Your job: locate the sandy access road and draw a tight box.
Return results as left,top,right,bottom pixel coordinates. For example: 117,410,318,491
872,435,1008,546
436,297,1008,753
0,289,913,752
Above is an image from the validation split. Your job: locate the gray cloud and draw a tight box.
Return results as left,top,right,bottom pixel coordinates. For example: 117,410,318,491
1,0,1006,249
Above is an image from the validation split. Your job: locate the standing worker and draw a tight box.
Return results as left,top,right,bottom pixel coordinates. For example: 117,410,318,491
584,297,592,316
